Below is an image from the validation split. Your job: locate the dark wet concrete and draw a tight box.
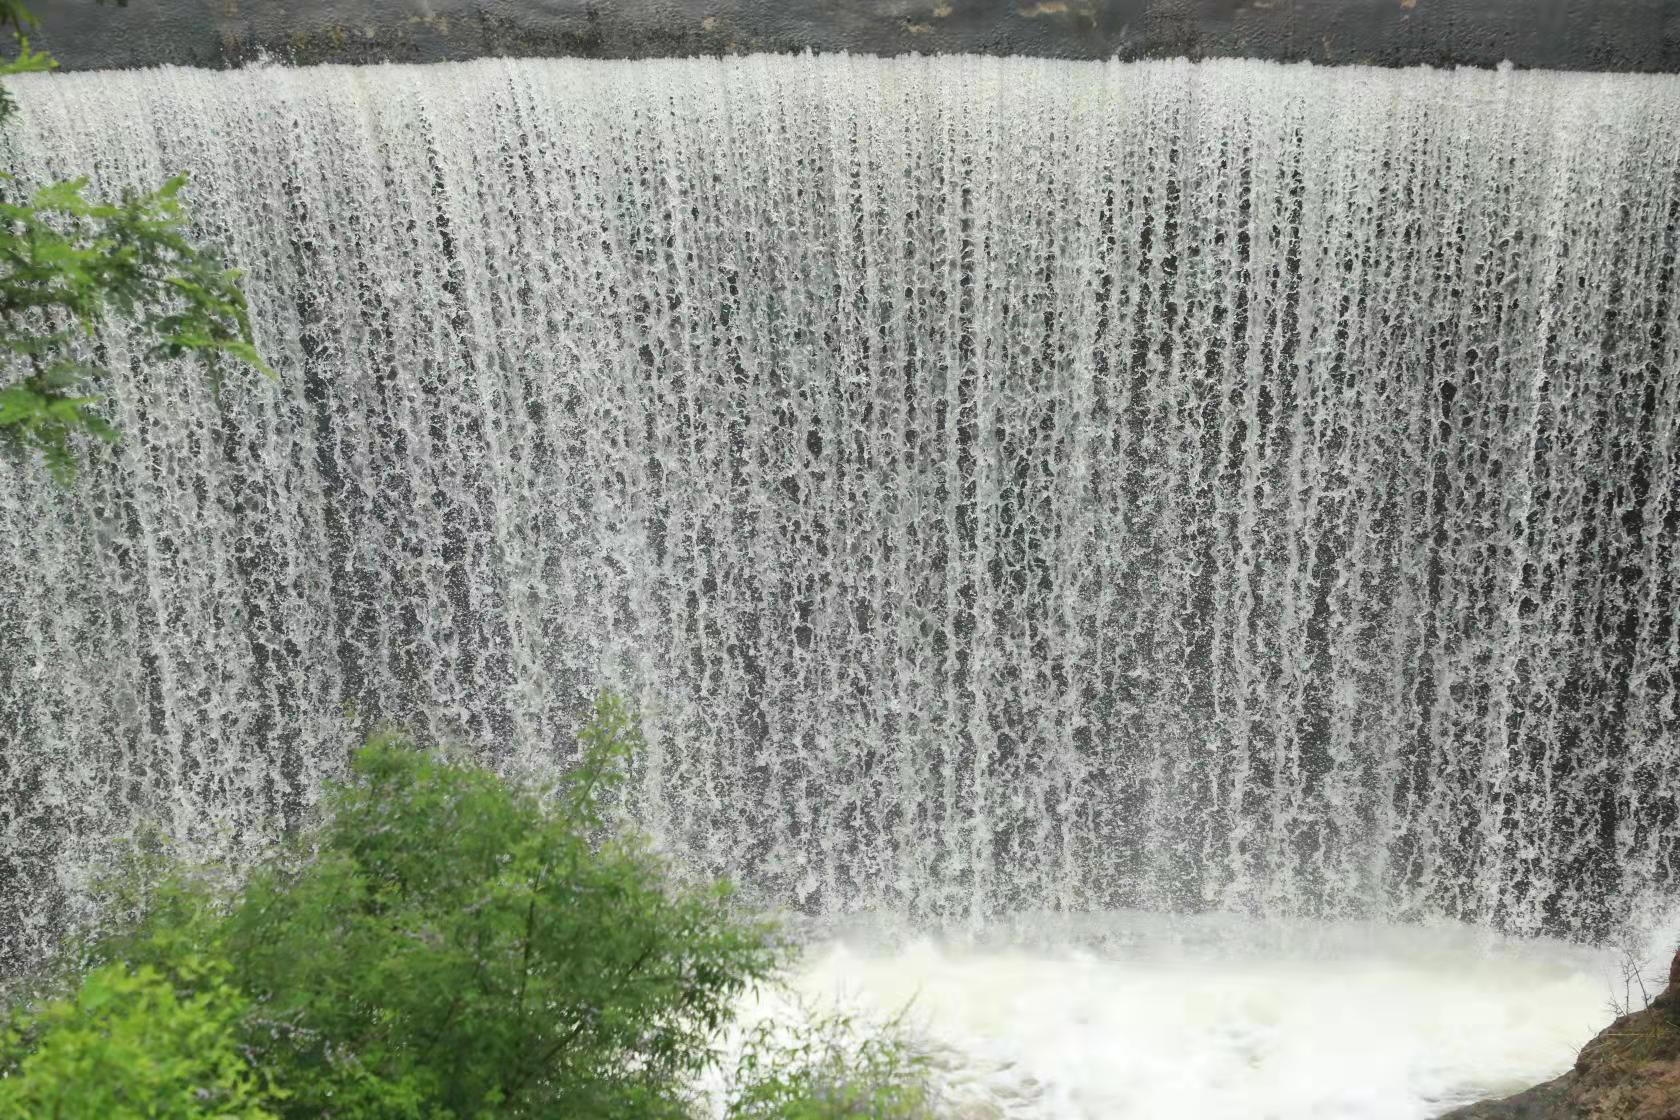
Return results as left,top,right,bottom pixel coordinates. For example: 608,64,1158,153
29,0,1680,73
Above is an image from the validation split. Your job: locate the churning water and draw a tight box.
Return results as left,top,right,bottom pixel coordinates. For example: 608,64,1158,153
733,919,1631,1120
2,55,1679,985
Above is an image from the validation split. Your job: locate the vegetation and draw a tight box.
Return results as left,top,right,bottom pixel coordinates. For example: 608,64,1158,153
0,0,269,482
723,1010,936,1120
0,959,280,1119
0,694,939,1118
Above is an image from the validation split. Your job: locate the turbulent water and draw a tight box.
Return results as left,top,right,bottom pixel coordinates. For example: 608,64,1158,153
728,919,1632,1119
2,56,1679,966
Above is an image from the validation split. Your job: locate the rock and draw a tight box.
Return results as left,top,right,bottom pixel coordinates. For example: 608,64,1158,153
1440,1075,1571,1119
1438,949,1680,1120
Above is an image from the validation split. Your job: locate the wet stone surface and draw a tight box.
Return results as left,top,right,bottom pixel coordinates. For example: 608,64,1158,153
30,0,1680,74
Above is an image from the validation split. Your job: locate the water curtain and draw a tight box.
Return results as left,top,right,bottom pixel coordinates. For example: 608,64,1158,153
2,57,1677,965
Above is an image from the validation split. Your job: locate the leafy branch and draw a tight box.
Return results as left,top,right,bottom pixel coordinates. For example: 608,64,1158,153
0,0,270,483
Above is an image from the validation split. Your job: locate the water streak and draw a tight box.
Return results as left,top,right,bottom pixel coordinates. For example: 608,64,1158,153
2,56,1678,965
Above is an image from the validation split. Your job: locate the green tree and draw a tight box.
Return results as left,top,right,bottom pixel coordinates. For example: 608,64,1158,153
0,956,281,1119
0,0,269,482
100,693,790,1118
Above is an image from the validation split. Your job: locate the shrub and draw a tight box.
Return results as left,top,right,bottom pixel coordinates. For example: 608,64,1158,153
723,1008,938,1120
94,693,788,1118
0,956,279,1119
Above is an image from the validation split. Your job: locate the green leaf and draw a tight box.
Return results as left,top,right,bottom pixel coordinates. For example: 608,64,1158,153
0,146,271,480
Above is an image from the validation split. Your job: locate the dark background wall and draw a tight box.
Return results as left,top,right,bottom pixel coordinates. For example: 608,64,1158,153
30,0,1680,72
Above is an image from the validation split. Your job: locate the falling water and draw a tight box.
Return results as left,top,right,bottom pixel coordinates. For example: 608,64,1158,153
2,56,1679,971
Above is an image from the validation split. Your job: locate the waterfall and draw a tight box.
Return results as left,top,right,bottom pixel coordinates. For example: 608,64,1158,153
3,56,1678,967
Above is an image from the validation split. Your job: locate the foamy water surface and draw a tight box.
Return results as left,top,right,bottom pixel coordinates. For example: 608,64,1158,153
720,916,1657,1120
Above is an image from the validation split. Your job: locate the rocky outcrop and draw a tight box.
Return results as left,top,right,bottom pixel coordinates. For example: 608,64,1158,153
1440,950,1680,1120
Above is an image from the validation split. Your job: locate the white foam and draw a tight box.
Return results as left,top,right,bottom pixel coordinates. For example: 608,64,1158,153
728,922,1622,1120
